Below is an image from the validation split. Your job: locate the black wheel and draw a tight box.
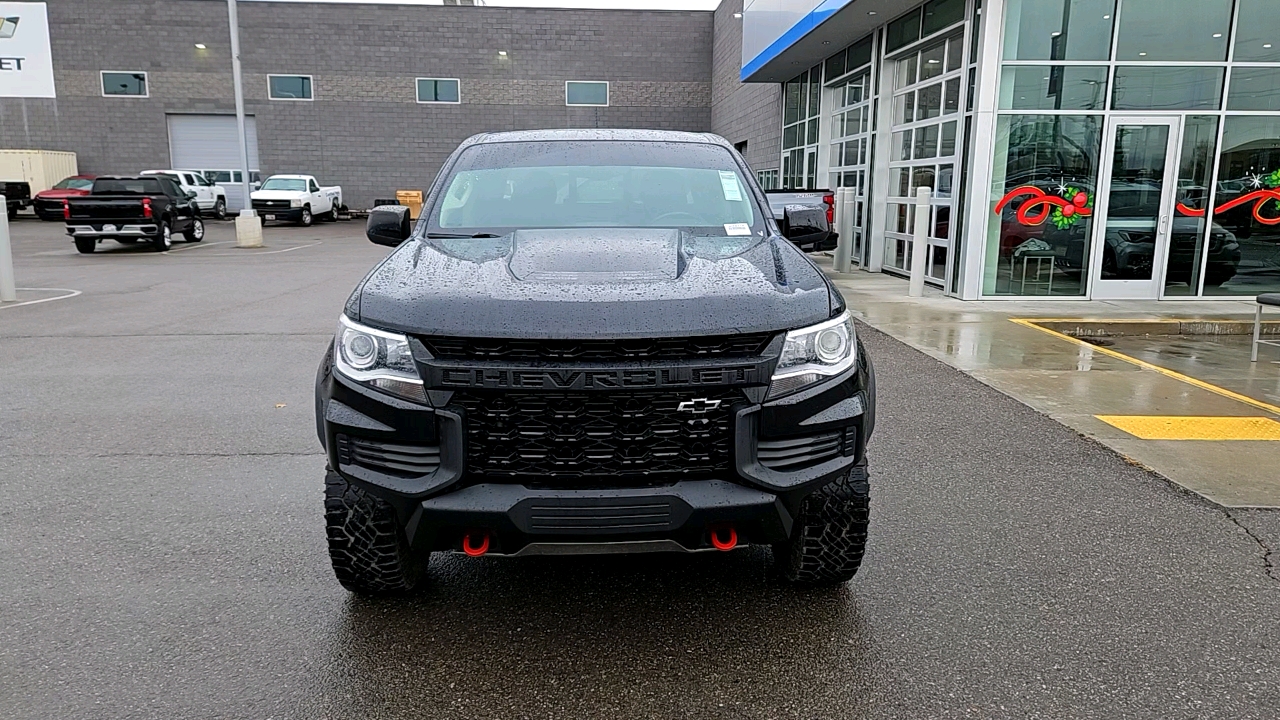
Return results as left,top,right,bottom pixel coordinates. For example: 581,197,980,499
774,464,870,587
74,237,95,254
299,206,313,227
183,217,205,243
213,198,227,221
151,219,172,252
325,470,426,596
7,205,16,220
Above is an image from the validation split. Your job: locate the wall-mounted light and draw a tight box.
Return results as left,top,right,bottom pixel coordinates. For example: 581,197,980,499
733,12,742,19
194,43,207,49
498,50,508,57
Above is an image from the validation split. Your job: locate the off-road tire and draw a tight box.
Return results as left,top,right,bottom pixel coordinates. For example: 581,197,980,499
774,464,870,587
74,237,95,254
324,470,426,596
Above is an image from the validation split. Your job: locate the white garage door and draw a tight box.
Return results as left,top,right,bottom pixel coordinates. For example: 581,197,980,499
167,114,261,211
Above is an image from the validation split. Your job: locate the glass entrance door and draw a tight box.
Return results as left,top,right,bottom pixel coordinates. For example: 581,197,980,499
1089,117,1180,300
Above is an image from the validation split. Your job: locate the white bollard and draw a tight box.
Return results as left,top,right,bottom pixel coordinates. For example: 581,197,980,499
908,187,931,298
0,194,16,302
840,189,857,272
235,207,264,248
833,188,852,273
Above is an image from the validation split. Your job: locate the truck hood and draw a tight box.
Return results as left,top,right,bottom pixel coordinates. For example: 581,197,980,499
251,190,304,201
35,188,89,200
355,228,833,339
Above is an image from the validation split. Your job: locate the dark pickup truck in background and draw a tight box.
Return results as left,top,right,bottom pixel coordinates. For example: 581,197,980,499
65,175,205,253
767,189,837,252
2,181,31,220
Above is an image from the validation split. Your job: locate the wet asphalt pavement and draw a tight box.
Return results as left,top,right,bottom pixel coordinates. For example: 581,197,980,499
2,220,1278,719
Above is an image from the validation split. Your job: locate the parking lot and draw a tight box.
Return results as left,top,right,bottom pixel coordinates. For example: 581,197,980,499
3,217,1280,718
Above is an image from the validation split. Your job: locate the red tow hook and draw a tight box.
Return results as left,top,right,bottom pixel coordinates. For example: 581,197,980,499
710,525,738,552
462,531,491,557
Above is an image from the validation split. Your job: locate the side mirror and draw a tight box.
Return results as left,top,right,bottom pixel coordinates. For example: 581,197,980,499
186,190,198,200
780,204,829,246
366,205,411,247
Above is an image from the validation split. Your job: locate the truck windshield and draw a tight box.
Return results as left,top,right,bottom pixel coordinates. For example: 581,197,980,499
431,141,759,235
261,178,307,191
93,178,163,195
54,177,93,190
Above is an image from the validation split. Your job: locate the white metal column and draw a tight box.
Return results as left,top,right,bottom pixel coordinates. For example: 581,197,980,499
959,0,1006,300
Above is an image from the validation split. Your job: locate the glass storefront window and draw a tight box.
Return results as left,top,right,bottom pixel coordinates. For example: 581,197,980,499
1234,0,1280,63
1003,0,1116,61
1228,67,1280,112
1111,66,1224,111
999,65,1109,110
1204,117,1280,296
984,115,1103,296
1114,0,1232,62
1166,116,1220,296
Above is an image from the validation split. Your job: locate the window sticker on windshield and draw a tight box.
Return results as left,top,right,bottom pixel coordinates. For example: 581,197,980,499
724,223,751,236
719,171,743,202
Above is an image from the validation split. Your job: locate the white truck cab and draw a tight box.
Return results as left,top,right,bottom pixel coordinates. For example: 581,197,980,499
250,174,344,227
140,170,228,220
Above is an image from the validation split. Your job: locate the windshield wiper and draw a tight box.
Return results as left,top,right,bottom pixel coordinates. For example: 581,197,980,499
426,232,504,239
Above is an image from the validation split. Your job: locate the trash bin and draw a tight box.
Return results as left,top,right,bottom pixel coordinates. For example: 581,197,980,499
395,190,424,220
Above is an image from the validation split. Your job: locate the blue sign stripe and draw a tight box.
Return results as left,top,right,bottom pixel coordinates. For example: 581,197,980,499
741,0,855,81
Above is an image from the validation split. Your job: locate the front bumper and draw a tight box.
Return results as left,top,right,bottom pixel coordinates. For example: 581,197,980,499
66,223,158,238
406,479,791,555
317,337,874,555
254,206,302,221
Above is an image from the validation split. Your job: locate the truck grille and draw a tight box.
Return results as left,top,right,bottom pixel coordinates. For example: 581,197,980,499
453,390,738,484
420,334,774,361
252,199,290,210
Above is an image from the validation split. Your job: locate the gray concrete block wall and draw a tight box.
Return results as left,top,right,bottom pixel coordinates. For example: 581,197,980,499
711,0,782,180
0,0,714,208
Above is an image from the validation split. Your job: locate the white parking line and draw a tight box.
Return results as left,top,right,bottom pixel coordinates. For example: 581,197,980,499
204,242,322,256
0,287,82,310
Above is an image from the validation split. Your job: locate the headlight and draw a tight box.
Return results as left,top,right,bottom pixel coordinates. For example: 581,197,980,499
767,312,857,399
290,198,303,208
333,315,426,403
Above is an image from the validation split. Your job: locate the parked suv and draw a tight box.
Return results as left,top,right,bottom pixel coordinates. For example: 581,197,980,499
315,130,876,595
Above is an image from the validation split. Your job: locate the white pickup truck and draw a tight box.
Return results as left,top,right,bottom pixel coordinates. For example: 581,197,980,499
249,174,344,226
141,170,229,220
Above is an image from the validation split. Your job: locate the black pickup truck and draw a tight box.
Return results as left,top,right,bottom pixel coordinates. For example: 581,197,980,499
767,189,837,252
2,181,31,219
316,130,875,596
65,175,205,253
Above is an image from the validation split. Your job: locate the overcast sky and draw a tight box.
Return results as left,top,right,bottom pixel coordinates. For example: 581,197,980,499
252,0,722,9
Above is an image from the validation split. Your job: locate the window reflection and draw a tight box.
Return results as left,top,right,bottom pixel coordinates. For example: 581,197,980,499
1003,0,1116,61
985,115,1102,296
1114,0,1232,62
1166,117,1225,296
1205,117,1280,296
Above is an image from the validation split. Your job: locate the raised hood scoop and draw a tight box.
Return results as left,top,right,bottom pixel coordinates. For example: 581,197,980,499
508,228,683,283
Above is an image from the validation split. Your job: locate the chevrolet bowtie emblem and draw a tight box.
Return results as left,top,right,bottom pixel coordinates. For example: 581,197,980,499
677,398,722,414
0,17,18,39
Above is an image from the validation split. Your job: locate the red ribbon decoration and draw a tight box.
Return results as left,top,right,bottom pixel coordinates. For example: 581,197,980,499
994,186,1093,226
1177,189,1280,226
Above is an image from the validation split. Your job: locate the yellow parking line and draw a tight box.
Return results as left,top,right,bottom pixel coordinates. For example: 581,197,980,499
1097,415,1280,441
1010,318,1280,417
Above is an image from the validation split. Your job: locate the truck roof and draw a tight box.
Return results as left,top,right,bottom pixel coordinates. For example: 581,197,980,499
264,174,315,180
464,129,732,148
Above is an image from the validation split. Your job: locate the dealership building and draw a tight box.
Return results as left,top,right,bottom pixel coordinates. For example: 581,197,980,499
1,0,1278,301
732,0,1280,300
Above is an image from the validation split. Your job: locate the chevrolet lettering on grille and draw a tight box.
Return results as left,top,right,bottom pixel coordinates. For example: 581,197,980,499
428,364,763,389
